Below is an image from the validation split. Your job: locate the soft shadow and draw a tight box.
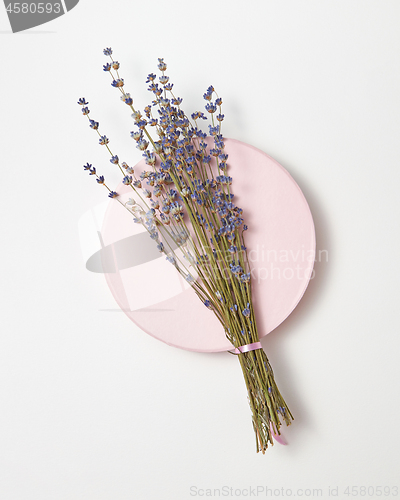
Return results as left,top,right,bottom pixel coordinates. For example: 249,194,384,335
193,167,330,436
17,31,56,34
99,308,175,312
259,167,331,432
0,31,56,34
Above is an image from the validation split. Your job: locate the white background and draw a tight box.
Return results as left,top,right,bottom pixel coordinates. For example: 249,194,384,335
1,1,400,499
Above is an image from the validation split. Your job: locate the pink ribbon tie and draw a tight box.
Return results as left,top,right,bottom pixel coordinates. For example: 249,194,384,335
232,341,262,354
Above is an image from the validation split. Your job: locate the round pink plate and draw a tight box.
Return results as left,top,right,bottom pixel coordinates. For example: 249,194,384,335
101,139,315,352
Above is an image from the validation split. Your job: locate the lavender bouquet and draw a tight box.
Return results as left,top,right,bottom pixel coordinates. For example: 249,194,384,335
79,48,293,452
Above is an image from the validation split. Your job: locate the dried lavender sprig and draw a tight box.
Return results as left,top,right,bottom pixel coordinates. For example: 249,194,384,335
80,49,294,452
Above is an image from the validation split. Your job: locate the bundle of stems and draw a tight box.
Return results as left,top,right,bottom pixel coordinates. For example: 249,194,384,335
79,48,293,452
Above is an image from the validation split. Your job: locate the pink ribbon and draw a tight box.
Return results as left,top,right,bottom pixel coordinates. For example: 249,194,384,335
232,341,262,354
270,422,287,445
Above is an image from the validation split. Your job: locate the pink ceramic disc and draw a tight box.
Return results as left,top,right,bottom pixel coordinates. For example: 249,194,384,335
101,139,315,352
